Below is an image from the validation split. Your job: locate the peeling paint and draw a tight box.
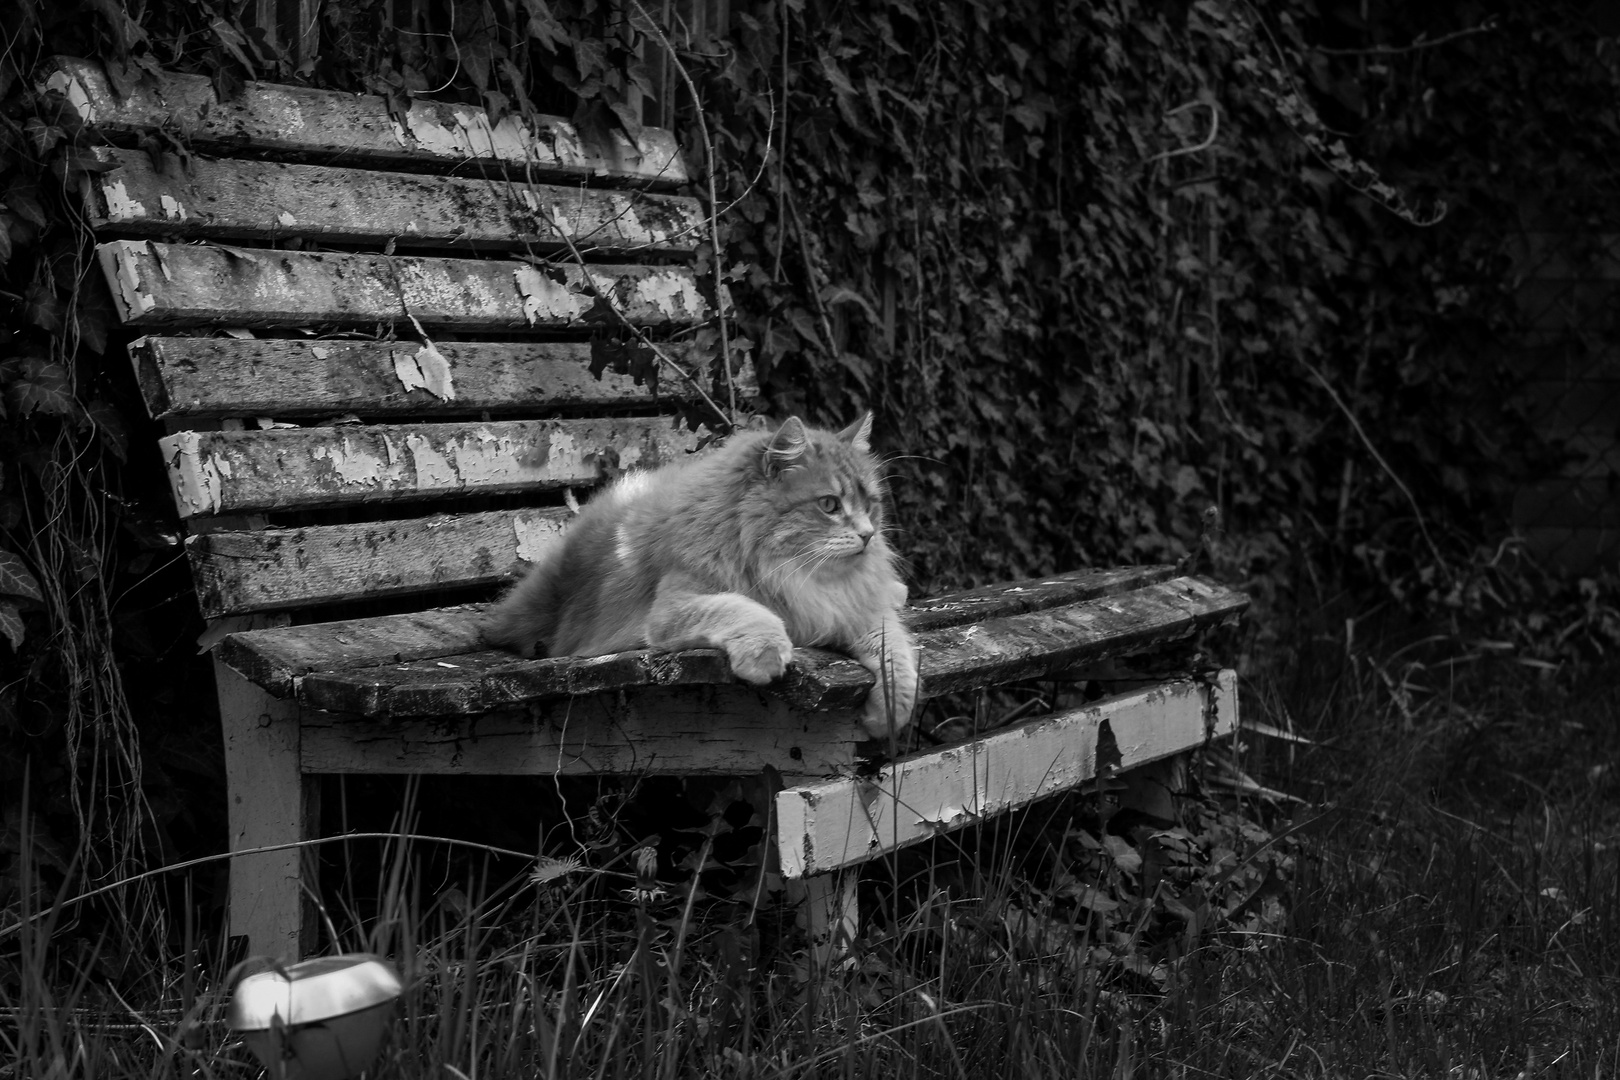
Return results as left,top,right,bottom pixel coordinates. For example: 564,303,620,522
159,194,188,221
163,432,224,516
451,430,535,485
632,272,705,321
312,437,390,486
102,243,156,320
277,210,297,227
413,343,455,400
512,514,563,563
405,434,459,489
512,265,581,326
101,179,146,221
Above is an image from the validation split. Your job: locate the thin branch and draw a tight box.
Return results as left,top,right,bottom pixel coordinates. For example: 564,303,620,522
1296,350,1447,573
1307,19,1499,56
1145,101,1219,166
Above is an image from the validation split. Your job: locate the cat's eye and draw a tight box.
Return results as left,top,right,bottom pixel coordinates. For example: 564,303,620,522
816,495,841,514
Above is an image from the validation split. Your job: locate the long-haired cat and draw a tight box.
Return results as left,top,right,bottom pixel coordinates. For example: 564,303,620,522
480,413,918,738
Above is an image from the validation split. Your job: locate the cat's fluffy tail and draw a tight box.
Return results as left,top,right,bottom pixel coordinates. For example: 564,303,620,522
481,551,563,657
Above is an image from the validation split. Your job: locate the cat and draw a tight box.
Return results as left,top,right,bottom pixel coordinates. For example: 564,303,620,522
480,413,918,739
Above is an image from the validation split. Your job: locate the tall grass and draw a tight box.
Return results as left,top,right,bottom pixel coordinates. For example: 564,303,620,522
3,630,1618,1078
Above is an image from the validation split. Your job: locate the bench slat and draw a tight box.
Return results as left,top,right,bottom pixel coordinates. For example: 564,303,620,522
190,508,570,617
99,241,714,331
299,647,742,716
774,576,1247,710
300,645,862,717
217,607,483,698
912,575,1247,699
90,148,704,253
132,337,751,420
217,566,1193,699
775,672,1238,877
906,565,1176,632
299,686,858,778
45,57,687,186
163,417,696,518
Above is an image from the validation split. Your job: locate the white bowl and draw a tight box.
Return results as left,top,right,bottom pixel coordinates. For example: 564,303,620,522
229,954,402,1080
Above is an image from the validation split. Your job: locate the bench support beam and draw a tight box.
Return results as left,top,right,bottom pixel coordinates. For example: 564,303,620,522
217,659,319,960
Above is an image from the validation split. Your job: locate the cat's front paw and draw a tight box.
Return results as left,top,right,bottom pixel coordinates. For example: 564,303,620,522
725,629,794,685
861,680,916,740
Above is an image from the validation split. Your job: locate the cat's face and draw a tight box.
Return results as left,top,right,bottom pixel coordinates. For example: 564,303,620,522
751,414,887,572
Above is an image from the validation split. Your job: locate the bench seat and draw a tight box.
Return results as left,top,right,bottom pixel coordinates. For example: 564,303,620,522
221,566,1241,722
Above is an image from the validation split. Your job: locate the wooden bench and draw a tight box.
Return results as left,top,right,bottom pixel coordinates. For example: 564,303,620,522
50,56,1249,961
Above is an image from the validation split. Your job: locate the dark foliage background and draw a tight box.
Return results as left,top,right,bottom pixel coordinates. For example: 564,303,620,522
1,0,1618,917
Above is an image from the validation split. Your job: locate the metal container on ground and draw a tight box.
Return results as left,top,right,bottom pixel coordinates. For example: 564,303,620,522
228,954,402,1080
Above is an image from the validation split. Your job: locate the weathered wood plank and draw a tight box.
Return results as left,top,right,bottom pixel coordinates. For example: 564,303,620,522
916,576,1247,697
98,241,713,331
189,508,571,618
775,671,1239,878
89,147,704,253
44,56,688,186
298,685,860,778
773,576,1249,710
906,565,1177,632
130,337,754,420
217,606,487,698
160,416,696,518
299,647,739,716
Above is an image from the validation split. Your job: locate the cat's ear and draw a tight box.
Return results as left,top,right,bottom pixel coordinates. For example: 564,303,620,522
838,412,874,454
763,417,809,475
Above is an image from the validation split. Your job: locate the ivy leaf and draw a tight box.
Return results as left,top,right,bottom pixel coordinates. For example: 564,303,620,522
85,399,129,462
23,284,62,332
210,17,259,74
608,101,644,144
24,118,65,155
7,358,82,422
461,34,494,93
0,600,23,651
0,548,42,604
3,182,47,229
76,289,113,355
521,0,569,52
573,38,608,85
589,338,659,395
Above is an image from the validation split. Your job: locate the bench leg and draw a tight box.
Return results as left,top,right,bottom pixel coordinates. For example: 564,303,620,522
216,659,320,960
788,870,858,974
1118,755,1184,825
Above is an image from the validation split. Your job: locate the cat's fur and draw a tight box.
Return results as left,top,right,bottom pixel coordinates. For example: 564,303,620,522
480,414,918,738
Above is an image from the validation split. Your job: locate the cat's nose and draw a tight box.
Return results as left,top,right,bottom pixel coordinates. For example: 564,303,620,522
853,515,875,546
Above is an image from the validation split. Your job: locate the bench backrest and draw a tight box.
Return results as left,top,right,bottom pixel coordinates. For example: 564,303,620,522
49,56,747,623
